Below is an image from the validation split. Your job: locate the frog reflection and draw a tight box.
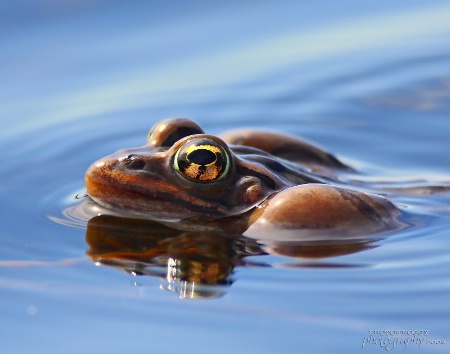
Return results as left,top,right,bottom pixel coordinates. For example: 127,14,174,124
86,214,377,298
86,215,261,298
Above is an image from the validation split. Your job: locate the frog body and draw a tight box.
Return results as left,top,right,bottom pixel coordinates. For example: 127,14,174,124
85,118,403,237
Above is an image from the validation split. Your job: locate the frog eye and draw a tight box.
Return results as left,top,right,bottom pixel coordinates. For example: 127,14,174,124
174,138,230,182
147,118,205,147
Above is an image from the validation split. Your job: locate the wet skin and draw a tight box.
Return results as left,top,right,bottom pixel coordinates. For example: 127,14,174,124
85,118,404,237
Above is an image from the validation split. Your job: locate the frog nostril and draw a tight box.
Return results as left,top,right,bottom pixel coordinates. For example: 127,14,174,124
124,154,146,170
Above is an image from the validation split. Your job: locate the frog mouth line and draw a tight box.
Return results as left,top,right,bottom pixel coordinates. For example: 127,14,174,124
86,163,236,220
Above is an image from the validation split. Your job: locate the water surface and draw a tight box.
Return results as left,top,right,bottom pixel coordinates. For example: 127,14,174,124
1,1,450,353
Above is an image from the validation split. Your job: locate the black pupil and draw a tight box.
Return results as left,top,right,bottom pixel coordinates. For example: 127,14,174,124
188,149,216,165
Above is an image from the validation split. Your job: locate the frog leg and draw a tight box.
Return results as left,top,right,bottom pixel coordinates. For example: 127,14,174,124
244,184,405,241
220,129,348,169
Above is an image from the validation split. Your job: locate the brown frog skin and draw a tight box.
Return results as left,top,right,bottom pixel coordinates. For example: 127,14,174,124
85,118,404,237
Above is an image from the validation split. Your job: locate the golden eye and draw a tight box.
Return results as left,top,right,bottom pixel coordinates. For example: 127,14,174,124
174,138,230,182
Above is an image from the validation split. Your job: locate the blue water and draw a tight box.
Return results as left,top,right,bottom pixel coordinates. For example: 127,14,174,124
1,1,450,353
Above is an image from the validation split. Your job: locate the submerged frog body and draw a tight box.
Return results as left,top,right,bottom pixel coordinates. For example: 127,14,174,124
85,118,403,238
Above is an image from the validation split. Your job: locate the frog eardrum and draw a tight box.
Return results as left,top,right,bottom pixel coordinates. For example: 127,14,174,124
174,138,230,182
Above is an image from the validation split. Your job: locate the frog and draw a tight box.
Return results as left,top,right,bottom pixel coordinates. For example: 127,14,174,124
85,118,405,239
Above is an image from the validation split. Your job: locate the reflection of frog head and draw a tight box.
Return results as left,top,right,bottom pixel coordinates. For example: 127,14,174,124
85,215,260,299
